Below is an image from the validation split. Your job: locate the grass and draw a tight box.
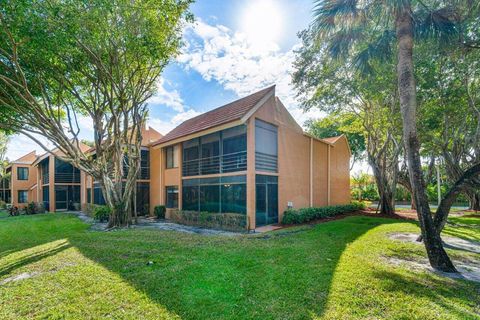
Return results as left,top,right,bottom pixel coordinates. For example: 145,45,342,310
0,213,479,319
0,209,9,218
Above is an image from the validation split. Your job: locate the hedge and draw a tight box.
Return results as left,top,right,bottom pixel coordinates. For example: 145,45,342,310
281,201,366,225
170,210,247,231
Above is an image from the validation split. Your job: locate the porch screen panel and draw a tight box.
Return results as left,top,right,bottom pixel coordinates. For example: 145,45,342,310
182,175,246,215
255,119,278,172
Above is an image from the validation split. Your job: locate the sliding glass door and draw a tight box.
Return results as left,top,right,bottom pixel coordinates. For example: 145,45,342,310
255,175,278,227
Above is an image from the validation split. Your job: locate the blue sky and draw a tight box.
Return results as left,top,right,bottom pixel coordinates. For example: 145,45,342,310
7,0,322,160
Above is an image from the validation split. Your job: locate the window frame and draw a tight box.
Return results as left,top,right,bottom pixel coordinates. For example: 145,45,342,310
17,167,29,181
166,146,178,169
165,186,179,209
18,190,28,204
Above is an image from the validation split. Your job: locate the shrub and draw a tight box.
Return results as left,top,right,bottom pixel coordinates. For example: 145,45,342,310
281,202,366,225
82,203,96,217
170,210,246,231
25,201,37,215
0,200,6,209
93,205,111,222
154,205,166,219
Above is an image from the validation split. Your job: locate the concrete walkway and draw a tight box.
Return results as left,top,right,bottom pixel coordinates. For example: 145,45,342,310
68,211,241,236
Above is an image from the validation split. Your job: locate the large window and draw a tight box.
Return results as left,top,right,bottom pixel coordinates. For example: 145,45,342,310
55,185,80,210
182,125,247,176
40,159,49,184
42,186,49,211
93,183,106,205
255,119,278,172
166,145,179,169
182,175,246,214
17,167,29,180
55,158,80,183
18,190,28,203
136,182,150,215
166,186,178,208
140,150,150,180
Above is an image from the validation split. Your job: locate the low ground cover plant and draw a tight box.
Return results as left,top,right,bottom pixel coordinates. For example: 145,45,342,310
93,205,111,222
154,205,166,219
282,201,366,224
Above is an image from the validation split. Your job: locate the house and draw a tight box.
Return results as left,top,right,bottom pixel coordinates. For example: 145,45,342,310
149,85,350,229
6,151,39,208
6,86,350,230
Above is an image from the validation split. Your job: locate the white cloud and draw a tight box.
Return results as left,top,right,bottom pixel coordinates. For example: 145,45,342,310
177,19,319,127
147,77,185,112
6,133,54,161
148,109,201,136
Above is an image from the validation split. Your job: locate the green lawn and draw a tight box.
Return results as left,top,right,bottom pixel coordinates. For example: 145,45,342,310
0,209,9,218
0,214,479,319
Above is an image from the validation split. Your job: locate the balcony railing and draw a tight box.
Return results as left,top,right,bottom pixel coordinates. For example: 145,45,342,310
54,172,80,184
255,152,278,172
122,166,150,180
182,151,247,176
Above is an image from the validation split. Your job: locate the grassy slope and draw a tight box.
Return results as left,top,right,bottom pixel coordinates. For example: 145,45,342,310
0,214,478,320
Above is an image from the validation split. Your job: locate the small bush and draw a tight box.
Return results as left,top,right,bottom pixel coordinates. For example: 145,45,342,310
281,202,366,225
154,205,166,219
25,201,37,215
0,200,6,209
93,205,111,222
82,203,96,217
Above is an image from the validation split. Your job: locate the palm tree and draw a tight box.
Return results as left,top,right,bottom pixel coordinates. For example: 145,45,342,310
311,0,478,272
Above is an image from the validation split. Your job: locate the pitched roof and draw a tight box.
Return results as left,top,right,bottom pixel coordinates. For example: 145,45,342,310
151,85,275,146
322,136,343,144
9,151,37,166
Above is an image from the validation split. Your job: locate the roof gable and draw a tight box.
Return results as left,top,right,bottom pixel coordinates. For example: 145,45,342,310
152,85,275,146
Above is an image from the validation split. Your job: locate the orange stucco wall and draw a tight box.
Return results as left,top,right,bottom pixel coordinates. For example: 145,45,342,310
10,163,38,208
148,95,351,229
329,136,351,205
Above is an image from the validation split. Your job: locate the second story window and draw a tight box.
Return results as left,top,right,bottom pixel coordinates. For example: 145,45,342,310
182,125,247,177
17,167,29,180
255,119,278,172
166,145,179,169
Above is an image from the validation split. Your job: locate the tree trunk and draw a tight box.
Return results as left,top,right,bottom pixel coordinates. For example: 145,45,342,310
369,154,396,215
395,4,456,272
467,192,480,211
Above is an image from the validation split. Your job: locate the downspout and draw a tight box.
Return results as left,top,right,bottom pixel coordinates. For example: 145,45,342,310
327,145,331,206
310,137,313,207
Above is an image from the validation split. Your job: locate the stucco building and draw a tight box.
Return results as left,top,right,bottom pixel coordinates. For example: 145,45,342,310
7,86,350,229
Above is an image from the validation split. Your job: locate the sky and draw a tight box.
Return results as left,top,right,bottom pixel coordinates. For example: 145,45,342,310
7,0,336,167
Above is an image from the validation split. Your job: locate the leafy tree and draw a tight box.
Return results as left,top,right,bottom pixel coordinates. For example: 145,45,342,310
0,0,193,227
294,43,403,216
305,112,366,169
296,0,480,272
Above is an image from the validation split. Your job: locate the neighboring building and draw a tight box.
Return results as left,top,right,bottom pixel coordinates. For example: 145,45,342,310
84,126,163,216
149,85,351,229
7,151,39,208
6,86,351,229
33,143,91,212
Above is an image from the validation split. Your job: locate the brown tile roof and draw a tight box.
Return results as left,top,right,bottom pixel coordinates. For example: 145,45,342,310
151,85,275,146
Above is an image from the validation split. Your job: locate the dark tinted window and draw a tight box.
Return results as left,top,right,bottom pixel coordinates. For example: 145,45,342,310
17,167,29,180
166,186,178,208
255,119,278,172
18,190,28,203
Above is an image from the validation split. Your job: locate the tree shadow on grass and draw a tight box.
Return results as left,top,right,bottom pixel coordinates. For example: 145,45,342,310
0,240,70,277
372,269,480,319
68,216,392,319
